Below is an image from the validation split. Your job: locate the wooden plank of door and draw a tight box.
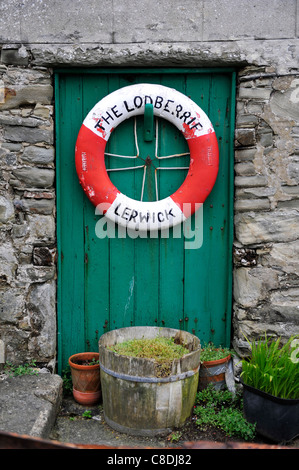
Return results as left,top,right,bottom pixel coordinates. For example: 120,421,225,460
82,73,110,350
184,73,233,346
158,74,188,330
206,73,234,347
108,74,137,331
183,74,213,343
56,74,86,366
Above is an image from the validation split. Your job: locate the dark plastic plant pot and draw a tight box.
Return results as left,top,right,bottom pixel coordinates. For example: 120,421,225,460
242,380,299,443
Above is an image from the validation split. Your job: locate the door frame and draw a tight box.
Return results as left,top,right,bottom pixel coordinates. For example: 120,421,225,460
54,67,236,373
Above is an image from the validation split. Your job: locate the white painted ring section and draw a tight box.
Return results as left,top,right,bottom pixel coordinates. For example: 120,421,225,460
83,83,214,141
105,193,186,231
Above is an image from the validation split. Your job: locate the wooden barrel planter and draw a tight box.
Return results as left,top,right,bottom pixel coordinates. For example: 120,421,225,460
98,326,201,436
198,354,231,391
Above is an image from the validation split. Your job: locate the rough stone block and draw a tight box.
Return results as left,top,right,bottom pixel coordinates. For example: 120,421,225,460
27,215,55,242
234,199,270,212
32,104,51,120
114,0,203,43
1,47,29,66
236,114,259,128
12,224,29,239
0,114,41,128
257,131,273,147
270,289,299,320
270,81,299,121
235,210,299,245
234,148,257,162
16,266,55,284
23,191,54,199
282,185,299,196
0,85,53,111
4,126,53,145
287,157,299,183
27,281,56,359
0,339,5,364
203,0,296,41
0,1,22,43
235,187,275,199
234,267,263,308
20,0,113,44
234,162,256,176
246,102,264,114
0,287,24,324
234,319,296,343
0,196,14,224
11,168,54,189
263,240,299,276
235,175,267,188
22,198,55,215
277,199,299,210
22,146,54,165
234,267,278,308
17,245,33,265
239,87,272,100
235,128,256,146
0,243,18,284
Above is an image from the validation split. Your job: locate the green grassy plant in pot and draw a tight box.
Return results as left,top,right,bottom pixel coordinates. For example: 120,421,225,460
241,334,299,443
68,352,101,406
198,342,231,391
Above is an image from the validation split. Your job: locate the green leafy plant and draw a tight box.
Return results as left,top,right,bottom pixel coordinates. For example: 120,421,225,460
82,410,92,419
241,334,299,400
4,360,38,377
194,384,256,441
61,366,73,396
200,342,231,362
168,431,182,443
87,358,99,365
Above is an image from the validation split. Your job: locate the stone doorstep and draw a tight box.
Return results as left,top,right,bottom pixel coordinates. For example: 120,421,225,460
0,373,63,440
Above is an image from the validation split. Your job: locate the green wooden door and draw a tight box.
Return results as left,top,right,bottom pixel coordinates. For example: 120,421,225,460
55,69,235,372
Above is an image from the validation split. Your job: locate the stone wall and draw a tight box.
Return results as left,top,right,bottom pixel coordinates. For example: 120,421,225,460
0,65,56,366
233,67,299,353
0,0,298,365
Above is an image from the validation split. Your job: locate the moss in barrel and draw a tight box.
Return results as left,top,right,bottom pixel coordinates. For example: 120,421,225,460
98,327,201,436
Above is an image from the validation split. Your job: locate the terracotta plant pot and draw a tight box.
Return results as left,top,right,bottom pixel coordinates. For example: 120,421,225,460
68,352,101,405
198,353,231,390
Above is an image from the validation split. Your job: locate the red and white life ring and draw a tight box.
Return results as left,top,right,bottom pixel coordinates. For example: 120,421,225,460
75,83,219,231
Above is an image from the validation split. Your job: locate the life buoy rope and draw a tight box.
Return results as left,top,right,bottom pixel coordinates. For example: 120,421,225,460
75,83,219,231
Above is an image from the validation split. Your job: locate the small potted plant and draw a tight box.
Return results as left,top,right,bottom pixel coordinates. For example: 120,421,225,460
198,342,232,390
241,334,299,443
68,352,101,405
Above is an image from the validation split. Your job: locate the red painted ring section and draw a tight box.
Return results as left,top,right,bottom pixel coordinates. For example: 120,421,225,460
75,125,120,207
